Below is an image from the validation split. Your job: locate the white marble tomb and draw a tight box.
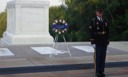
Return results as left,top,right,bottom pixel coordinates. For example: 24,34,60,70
1,0,53,45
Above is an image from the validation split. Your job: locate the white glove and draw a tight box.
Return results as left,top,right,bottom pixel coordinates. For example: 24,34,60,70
92,44,96,49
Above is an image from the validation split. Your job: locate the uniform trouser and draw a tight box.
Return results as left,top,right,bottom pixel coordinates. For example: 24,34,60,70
95,45,107,73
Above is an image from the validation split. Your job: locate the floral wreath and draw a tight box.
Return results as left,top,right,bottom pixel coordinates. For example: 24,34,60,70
52,19,68,34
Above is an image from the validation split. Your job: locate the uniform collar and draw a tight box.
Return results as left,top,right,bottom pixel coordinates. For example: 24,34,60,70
97,16,103,21
97,16,100,20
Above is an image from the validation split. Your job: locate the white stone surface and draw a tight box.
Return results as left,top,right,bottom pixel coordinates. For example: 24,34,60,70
0,48,14,56
31,47,64,55
72,46,109,53
72,46,95,53
1,0,53,45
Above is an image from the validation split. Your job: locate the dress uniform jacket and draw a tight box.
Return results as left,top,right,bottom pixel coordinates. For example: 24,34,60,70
89,17,109,45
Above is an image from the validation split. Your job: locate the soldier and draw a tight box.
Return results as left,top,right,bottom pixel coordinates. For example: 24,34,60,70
89,8,109,77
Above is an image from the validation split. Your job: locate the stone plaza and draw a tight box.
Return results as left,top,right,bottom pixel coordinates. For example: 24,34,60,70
0,42,128,77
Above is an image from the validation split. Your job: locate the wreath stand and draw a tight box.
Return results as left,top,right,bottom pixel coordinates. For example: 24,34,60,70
50,34,72,57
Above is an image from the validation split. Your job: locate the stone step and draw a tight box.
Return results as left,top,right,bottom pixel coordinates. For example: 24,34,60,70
0,61,128,75
109,75,128,77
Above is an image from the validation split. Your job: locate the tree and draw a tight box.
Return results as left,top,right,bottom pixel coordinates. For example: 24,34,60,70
0,12,7,37
64,0,128,41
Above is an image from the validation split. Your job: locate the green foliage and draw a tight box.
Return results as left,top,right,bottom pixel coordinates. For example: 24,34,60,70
63,0,128,41
0,12,7,37
122,30,128,40
64,0,90,41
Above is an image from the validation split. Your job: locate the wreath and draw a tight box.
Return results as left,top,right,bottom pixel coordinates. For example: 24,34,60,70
52,19,68,34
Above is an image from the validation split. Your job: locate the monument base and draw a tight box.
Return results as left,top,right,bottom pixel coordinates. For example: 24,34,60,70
1,32,53,45
1,0,53,45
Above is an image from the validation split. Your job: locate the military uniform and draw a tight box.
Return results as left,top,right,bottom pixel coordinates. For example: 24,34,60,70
89,16,109,76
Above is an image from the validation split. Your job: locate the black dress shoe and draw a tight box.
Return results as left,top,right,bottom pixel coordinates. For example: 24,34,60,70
101,72,105,77
96,72,105,77
96,73,102,77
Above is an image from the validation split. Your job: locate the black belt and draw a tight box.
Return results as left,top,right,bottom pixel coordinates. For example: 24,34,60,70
96,31,106,35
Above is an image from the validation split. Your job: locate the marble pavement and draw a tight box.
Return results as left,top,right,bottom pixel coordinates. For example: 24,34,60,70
0,42,128,77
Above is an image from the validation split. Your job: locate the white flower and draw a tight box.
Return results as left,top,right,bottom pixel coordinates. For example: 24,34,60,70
64,29,67,31
65,23,68,26
59,31,61,34
55,29,58,32
53,23,56,25
52,28,55,31
59,19,62,22
55,20,58,23
62,30,65,33
62,20,65,23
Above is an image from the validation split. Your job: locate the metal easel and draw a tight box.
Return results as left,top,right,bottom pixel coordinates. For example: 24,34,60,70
50,34,72,57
